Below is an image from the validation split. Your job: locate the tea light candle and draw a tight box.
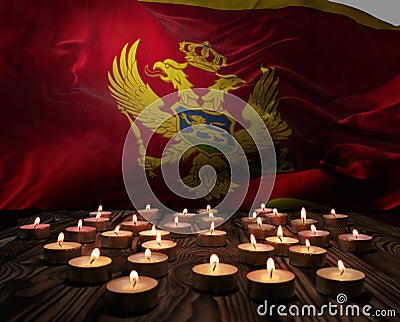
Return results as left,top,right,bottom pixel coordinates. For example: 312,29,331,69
265,208,288,226
289,239,327,267
68,248,112,284
338,229,373,253
247,217,275,240
128,249,168,278
164,216,192,234
198,205,218,217
316,260,365,297
192,254,238,293
100,225,133,249
19,217,50,239
84,212,109,232
199,212,224,230
290,207,318,233
298,225,330,248
89,205,112,218
254,203,273,215
265,225,299,256
139,225,170,243
323,209,348,227
173,208,198,224
138,204,160,221
106,270,158,313
43,233,82,264
196,222,227,247
247,258,295,301
66,219,96,243
121,214,151,236
242,211,267,226
141,233,177,261
238,234,275,265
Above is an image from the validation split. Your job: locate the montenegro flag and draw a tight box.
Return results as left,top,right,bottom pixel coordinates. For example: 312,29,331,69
1,0,399,211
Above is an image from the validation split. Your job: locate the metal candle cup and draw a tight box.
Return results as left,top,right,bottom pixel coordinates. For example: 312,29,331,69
247,222,275,240
338,232,373,253
100,228,133,249
141,239,177,261
265,209,288,226
66,225,96,243
238,242,275,266
19,217,50,239
83,217,109,232
43,234,81,264
128,251,168,278
121,219,151,236
196,229,226,247
289,244,327,267
298,227,330,248
139,228,170,243
323,209,348,227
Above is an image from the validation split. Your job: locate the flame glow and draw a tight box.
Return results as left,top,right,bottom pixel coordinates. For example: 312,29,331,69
311,225,317,235
114,225,120,235
174,216,179,225
146,204,151,211
96,211,101,220
331,209,336,216
183,208,188,215
210,254,219,271
257,216,262,227
208,212,214,218
130,270,139,287
252,211,257,219
210,221,215,234
250,234,256,248
305,239,311,252
353,229,359,239
151,225,157,235
90,248,100,265
277,225,283,239
338,260,345,275
98,205,103,212
145,248,151,260
301,207,306,222
156,232,162,243
132,214,137,224
206,205,211,212
261,203,266,210
273,208,278,216
78,219,82,230
34,217,40,226
267,258,275,278
57,232,64,246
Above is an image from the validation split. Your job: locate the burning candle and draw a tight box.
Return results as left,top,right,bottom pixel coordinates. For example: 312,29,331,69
198,205,218,217
84,211,109,232
106,270,158,313
89,204,112,219
338,229,373,253
128,248,168,278
68,248,112,284
199,212,225,230
254,203,273,215
196,221,227,247
66,219,96,243
173,208,198,224
192,254,238,293
164,216,192,234
323,209,349,227
138,204,160,221
139,225,170,243
43,232,82,264
316,260,365,297
247,258,295,301
242,211,267,227
247,217,275,240
100,225,133,248
19,217,50,239
265,225,299,256
265,208,288,226
290,207,318,233
141,232,177,261
298,224,330,248
238,234,275,266
120,214,151,236
289,239,327,268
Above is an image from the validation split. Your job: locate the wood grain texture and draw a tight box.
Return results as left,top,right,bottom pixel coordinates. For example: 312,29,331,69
0,210,398,321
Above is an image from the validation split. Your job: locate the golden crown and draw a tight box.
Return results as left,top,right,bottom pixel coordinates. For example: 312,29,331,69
179,41,227,73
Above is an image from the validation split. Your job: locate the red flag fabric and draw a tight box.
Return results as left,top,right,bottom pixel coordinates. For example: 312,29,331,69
1,0,399,210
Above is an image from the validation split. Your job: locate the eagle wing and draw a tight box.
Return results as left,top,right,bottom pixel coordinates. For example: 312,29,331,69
108,39,176,138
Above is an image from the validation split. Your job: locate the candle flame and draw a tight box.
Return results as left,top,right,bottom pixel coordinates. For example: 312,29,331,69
34,217,40,227
90,248,100,265
174,216,179,226
273,208,278,216
311,224,317,235
151,225,157,235
96,211,101,220
208,212,214,218
353,229,359,239
98,205,103,212
78,219,82,230
206,205,211,212
114,225,120,235
277,225,283,241
257,216,262,227
145,248,151,260
210,221,215,234
305,238,310,252
331,209,336,216
252,211,257,219
338,260,345,275
156,232,162,245
267,258,275,279
301,207,306,223
130,270,139,287
132,214,137,225
146,204,151,211
58,232,64,247
250,234,256,249
210,254,219,271
261,203,266,210
183,208,188,215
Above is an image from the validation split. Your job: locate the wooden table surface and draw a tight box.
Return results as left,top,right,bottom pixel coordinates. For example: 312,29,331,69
0,210,399,321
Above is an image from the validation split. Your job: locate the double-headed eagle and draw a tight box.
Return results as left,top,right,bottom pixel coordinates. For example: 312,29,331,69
108,39,291,200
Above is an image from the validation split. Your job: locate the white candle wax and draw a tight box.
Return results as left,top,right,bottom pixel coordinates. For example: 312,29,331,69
89,210,112,218
289,245,327,267
173,211,198,224
68,255,112,284
83,217,109,232
192,263,238,293
323,213,348,227
139,229,170,243
19,223,50,239
298,229,330,248
316,267,365,297
141,240,177,261
128,252,168,278
247,223,275,239
196,230,226,247
290,218,318,233
43,241,82,264
265,211,288,226
265,236,299,256
100,229,133,248
164,221,192,234
66,226,96,243
138,207,159,221
338,233,373,253
198,216,225,230
238,243,275,266
121,220,150,235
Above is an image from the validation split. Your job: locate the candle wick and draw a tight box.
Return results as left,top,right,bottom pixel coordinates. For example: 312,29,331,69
114,232,118,235
314,231,316,235
134,222,137,225
258,223,261,228
90,258,95,265
269,270,273,279
157,242,161,247
252,243,257,250
58,241,62,248
132,280,137,288
147,257,150,261
278,236,282,242
34,224,38,229
340,270,344,276
302,218,305,224
307,246,310,253
78,227,81,231
212,264,216,272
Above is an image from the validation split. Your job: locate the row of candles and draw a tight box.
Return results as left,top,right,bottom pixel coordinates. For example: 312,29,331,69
18,204,373,314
